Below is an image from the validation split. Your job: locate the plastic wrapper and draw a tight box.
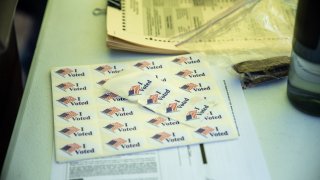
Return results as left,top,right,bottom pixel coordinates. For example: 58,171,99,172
173,0,298,66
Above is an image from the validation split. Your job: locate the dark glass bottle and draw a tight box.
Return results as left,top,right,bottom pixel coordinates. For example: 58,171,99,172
287,0,320,116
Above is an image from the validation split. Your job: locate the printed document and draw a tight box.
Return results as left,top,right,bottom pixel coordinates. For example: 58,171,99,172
51,64,270,180
106,0,294,54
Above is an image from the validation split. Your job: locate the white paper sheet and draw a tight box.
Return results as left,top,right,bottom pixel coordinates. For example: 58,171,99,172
51,66,270,180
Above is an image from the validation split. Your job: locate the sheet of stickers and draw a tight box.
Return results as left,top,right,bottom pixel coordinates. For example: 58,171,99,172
51,54,239,162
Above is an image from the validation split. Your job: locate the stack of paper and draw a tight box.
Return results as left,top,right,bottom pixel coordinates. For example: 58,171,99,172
106,0,249,54
106,0,294,55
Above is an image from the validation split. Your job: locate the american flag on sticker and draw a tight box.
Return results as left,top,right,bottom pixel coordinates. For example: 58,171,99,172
176,69,193,78
134,61,151,69
147,94,158,104
95,65,112,74
57,96,76,106
105,122,124,132
102,107,121,116
180,83,198,92
166,103,177,113
97,79,108,86
59,126,80,137
107,138,127,149
128,85,140,96
186,110,198,120
56,82,75,91
55,68,73,77
172,56,188,64
60,143,81,155
151,132,171,143
99,92,118,101
148,117,166,126
195,126,214,137
58,111,78,120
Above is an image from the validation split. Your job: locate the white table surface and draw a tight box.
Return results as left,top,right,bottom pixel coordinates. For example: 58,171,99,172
1,0,320,180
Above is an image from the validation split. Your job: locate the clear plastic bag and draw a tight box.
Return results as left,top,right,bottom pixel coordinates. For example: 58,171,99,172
173,0,298,66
